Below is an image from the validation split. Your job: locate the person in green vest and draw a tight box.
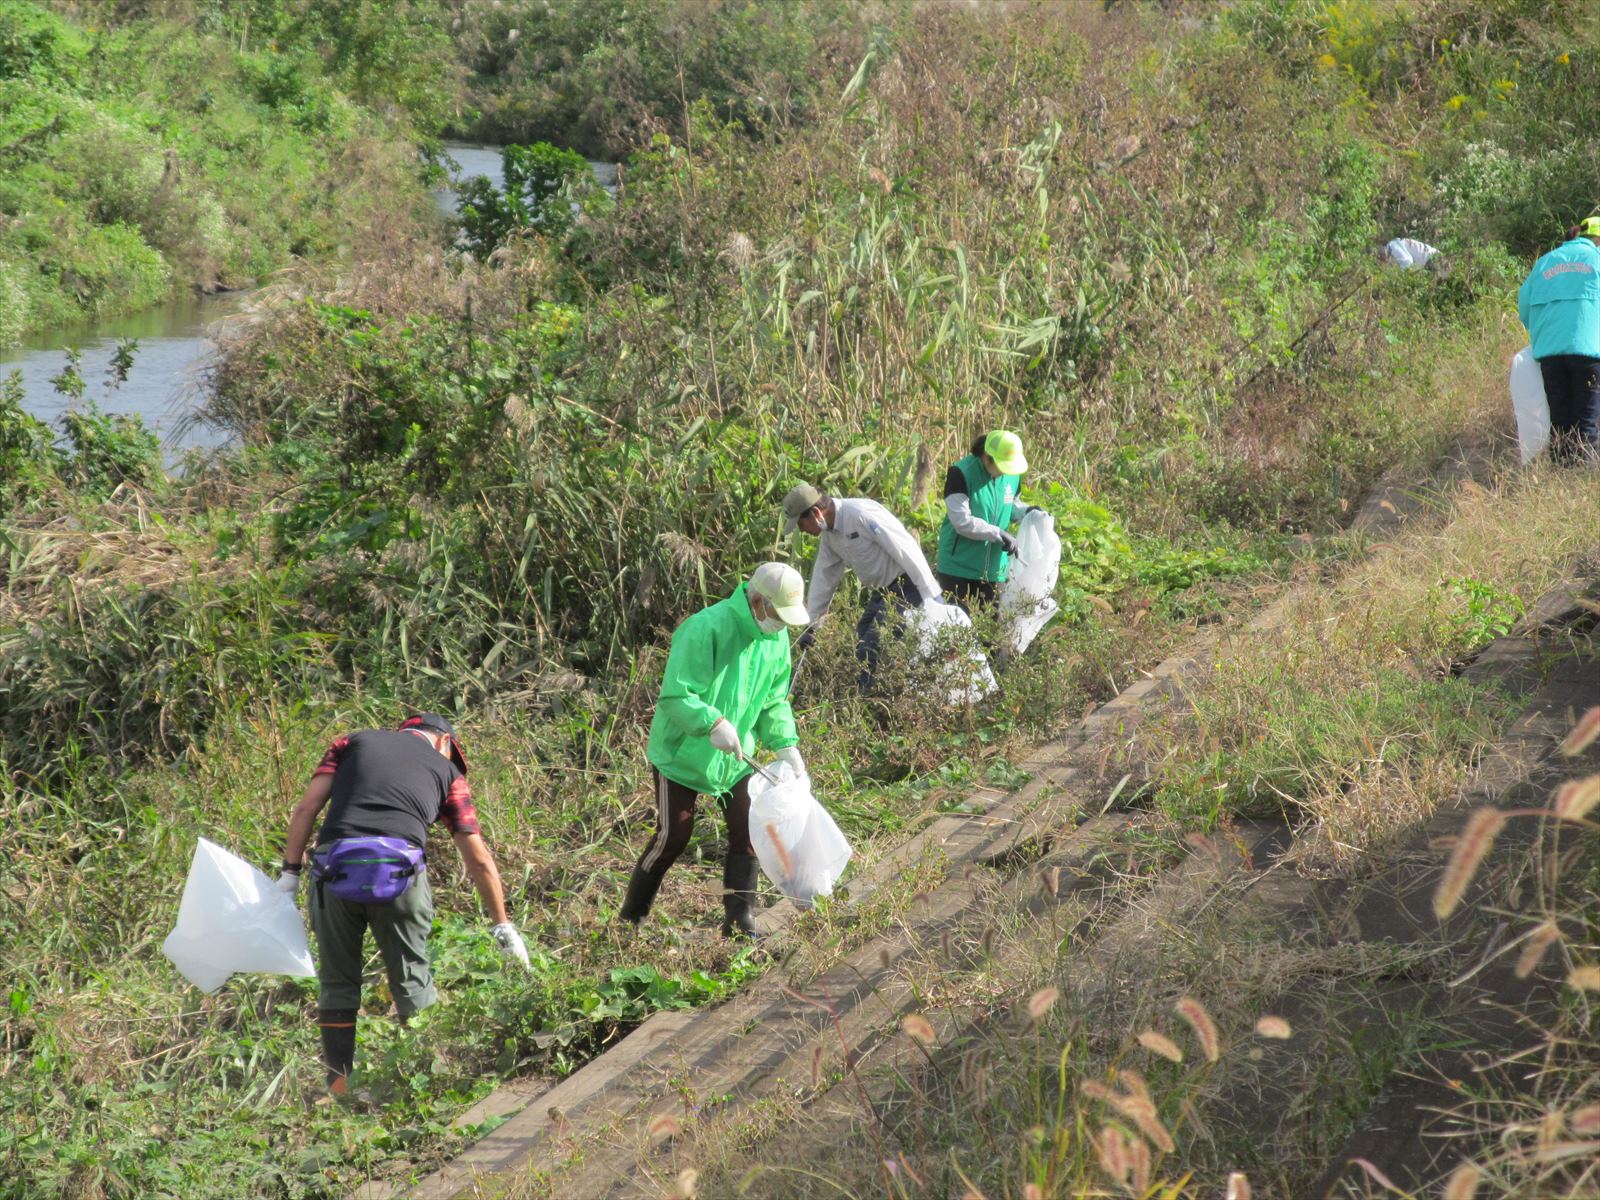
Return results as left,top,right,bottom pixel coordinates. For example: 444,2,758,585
935,429,1037,611
618,562,810,937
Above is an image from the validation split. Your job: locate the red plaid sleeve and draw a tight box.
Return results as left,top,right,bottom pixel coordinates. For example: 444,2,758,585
312,736,351,777
440,775,480,835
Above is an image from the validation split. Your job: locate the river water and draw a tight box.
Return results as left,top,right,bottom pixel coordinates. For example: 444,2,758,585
1,144,614,454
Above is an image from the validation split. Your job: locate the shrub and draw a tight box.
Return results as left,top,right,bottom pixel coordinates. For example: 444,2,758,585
60,403,161,497
456,141,597,257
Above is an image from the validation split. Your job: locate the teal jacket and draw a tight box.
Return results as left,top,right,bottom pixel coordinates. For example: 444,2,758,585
1518,238,1600,360
936,454,1021,584
645,583,799,796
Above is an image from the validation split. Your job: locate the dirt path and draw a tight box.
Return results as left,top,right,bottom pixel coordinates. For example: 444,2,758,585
355,440,1531,1200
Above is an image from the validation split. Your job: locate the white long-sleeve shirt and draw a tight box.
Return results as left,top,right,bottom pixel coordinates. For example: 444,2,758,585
805,497,941,620
1383,238,1439,269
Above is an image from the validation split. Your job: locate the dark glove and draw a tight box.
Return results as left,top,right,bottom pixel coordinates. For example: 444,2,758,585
796,628,816,652
997,531,1020,555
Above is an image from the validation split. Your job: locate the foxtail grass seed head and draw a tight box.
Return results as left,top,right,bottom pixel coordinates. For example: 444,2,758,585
648,1114,682,1142
1560,707,1600,756
1137,1030,1184,1062
1039,866,1060,897
902,1013,936,1045
1254,1015,1293,1039
1441,1162,1481,1200
673,1168,700,1199
1570,1104,1600,1135
1515,921,1562,979
1129,1136,1152,1193
1027,987,1059,1023
1554,775,1600,822
1100,1124,1131,1179
1226,1173,1253,1200
1118,1069,1153,1104
1566,965,1600,991
1118,1096,1176,1154
1433,807,1507,920
1174,997,1220,1062
1022,1186,1043,1200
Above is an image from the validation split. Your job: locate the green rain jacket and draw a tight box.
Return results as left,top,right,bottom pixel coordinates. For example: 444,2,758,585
645,582,799,796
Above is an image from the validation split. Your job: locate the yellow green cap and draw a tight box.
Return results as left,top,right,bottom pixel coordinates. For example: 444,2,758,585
984,429,1027,475
1580,215,1600,239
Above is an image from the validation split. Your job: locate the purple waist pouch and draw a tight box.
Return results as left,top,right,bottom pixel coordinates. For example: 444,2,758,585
311,836,425,904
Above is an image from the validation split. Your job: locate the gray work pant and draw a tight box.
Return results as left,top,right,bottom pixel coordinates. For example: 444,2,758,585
309,870,437,1017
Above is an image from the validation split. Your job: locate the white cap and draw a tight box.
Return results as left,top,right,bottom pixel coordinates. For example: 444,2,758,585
748,562,809,626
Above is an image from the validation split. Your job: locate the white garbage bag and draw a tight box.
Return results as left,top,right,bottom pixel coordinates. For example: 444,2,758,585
999,508,1061,655
1510,346,1549,464
910,599,999,705
162,838,315,993
748,762,852,907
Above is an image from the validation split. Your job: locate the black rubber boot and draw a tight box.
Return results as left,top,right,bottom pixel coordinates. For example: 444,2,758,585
618,866,663,926
318,1009,357,1094
721,853,760,939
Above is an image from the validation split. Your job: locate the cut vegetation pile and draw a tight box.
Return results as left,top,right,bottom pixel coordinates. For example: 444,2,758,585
5,2,1600,1197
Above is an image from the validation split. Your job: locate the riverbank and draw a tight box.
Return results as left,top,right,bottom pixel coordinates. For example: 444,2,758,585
0,3,437,350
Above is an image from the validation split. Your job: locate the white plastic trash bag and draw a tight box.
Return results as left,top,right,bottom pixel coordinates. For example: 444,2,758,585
162,838,315,992
1510,346,1550,464
748,762,852,907
910,599,999,705
999,508,1061,656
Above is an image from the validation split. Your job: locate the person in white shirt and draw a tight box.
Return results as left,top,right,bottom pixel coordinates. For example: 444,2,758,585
781,483,941,693
1380,237,1441,270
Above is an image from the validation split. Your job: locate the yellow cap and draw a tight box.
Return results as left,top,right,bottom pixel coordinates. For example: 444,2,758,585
1579,215,1600,239
984,429,1027,475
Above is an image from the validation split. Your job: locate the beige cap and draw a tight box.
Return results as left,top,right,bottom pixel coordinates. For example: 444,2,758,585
748,561,810,625
781,483,824,534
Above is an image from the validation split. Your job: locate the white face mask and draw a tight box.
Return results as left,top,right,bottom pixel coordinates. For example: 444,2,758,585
814,507,830,533
752,594,787,634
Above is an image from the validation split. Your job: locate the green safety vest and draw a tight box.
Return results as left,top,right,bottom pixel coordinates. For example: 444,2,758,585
936,454,1020,583
646,583,799,796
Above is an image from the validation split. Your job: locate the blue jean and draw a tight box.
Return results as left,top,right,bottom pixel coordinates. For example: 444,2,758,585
857,575,922,693
1538,355,1600,463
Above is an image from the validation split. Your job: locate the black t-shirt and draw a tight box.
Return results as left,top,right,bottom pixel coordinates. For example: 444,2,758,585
313,729,479,849
943,465,969,498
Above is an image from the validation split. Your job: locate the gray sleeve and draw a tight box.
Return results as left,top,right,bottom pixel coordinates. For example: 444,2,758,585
944,492,1005,542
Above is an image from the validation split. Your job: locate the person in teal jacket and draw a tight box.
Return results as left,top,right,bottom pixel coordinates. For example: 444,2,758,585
1518,215,1600,463
620,562,810,936
935,429,1038,611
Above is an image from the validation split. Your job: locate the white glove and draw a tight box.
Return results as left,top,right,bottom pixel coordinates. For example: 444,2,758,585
776,746,807,780
491,922,531,969
708,718,742,757
274,869,302,896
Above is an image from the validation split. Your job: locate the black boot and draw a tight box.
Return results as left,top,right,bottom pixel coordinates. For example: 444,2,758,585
619,866,663,926
721,853,761,939
318,1009,357,1094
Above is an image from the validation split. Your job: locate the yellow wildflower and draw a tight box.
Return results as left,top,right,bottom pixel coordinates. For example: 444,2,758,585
1445,94,1467,110
1557,52,1571,65
1318,53,1338,67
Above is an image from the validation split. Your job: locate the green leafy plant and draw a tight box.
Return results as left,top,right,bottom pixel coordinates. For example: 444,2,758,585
457,142,597,257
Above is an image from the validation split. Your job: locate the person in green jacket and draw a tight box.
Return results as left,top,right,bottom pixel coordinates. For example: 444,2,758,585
935,429,1038,611
1517,215,1600,464
619,562,810,937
